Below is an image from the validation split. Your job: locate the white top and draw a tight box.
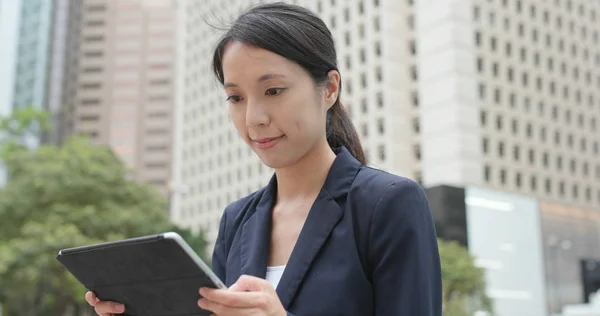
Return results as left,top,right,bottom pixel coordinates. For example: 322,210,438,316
265,265,286,289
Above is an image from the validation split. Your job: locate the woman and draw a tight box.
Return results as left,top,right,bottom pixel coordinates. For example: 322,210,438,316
86,2,442,315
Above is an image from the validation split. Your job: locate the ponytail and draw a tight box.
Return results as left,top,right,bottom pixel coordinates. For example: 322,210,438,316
326,100,367,165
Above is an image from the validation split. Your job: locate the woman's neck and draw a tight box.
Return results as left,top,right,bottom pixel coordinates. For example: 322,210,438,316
274,141,337,201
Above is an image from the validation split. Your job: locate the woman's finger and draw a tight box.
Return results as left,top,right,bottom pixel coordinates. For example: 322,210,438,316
200,288,264,308
85,291,99,306
94,301,126,315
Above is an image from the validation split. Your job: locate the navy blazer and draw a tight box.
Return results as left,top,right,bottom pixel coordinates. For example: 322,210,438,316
212,147,442,315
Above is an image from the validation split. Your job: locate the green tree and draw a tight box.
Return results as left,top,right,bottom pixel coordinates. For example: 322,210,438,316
439,238,493,316
0,109,207,316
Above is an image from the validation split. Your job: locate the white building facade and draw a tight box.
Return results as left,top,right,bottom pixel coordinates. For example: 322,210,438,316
172,0,600,248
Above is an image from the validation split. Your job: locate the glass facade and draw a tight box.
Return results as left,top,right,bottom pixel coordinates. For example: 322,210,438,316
10,0,53,148
465,186,547,316
539,201,600,313
12,0,53,111
425,184,600,315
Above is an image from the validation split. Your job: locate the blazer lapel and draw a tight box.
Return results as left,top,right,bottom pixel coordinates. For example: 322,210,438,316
276,147,362,309
240,177,277,279
275,190,343,309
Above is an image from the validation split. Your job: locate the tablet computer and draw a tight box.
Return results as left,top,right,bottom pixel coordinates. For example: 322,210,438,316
56,232,226,316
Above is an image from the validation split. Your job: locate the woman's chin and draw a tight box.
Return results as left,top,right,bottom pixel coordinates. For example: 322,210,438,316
254,150,298,170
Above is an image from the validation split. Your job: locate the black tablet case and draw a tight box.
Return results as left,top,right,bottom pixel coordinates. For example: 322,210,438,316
57,234,217,316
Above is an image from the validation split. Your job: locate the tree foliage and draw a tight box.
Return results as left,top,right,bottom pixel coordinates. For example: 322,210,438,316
0,109,207,316
438,238,493,316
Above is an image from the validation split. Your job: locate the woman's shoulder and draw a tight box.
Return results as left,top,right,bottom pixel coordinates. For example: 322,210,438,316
354,166,424,196
349,166,430,220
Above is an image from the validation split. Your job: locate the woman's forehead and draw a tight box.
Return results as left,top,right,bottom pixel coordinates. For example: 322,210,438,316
222,42,306,84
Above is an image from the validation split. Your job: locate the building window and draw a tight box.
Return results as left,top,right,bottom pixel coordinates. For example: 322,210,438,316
376,67,383,82
377,92,384,108
557,156,563,170
84,35,105,42
528,149,535,165
414,144,421,160
88,4,106,12
377,118,384,134
530,176,537,191
378,145,386,161
411,91,418,107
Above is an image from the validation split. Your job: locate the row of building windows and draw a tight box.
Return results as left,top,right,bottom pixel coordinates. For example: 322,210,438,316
479,83,599,115
483,138,600,176
484,165,600,204
476,37,600,76
475,4,598,40
481,111,598,143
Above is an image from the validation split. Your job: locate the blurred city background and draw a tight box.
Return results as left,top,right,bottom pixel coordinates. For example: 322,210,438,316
0,0,599,315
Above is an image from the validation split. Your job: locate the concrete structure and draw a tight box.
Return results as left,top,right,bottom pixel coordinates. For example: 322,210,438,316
172,0,420,240
418,0,600,209
62,0,177,195
172,0,600,251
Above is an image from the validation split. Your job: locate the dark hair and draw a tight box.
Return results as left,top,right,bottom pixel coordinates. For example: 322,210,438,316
211,2,367,165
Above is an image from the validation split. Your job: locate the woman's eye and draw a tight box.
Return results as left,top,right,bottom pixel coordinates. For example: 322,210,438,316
265,88,284,96
226,95,242,103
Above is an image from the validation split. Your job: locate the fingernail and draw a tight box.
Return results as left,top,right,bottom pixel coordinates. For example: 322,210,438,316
229,283,238,291
199,287,206,295
115,304,125,313
197,298,205,307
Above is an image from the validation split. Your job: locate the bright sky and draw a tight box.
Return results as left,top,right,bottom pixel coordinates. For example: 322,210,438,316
0,0,21,117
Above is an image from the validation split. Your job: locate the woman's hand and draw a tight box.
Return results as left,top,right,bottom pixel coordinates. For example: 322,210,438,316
198,275,286,316
85,291,126,316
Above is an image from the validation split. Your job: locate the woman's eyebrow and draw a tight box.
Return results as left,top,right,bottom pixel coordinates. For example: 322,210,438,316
224,73,287,88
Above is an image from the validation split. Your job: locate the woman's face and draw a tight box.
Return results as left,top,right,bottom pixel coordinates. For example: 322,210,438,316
221,41,339,169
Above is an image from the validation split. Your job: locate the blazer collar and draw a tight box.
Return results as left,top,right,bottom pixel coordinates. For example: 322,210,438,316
239,147,362,307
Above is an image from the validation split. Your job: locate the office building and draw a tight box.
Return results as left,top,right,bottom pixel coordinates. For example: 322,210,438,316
426,184,600,315
11,0,53,114
59,0,177,195
0,0,23,185
172,0,419,240
418,0,600,209
172,0,599,255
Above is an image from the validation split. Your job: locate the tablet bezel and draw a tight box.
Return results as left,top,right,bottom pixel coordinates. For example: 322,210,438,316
57,231,227,290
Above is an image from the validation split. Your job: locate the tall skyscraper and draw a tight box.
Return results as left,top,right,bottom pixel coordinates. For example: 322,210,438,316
419,0,600,211
172,0,600,244
0,0,22,117
0,0,23,186
11,0,54,116
59,0,177,195
172,0,420,242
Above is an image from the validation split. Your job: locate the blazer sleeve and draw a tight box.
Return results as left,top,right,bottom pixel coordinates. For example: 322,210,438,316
368,180,443,316
212,210,228,283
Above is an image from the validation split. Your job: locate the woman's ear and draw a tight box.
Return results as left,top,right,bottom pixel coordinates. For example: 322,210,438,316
324,70,341,110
